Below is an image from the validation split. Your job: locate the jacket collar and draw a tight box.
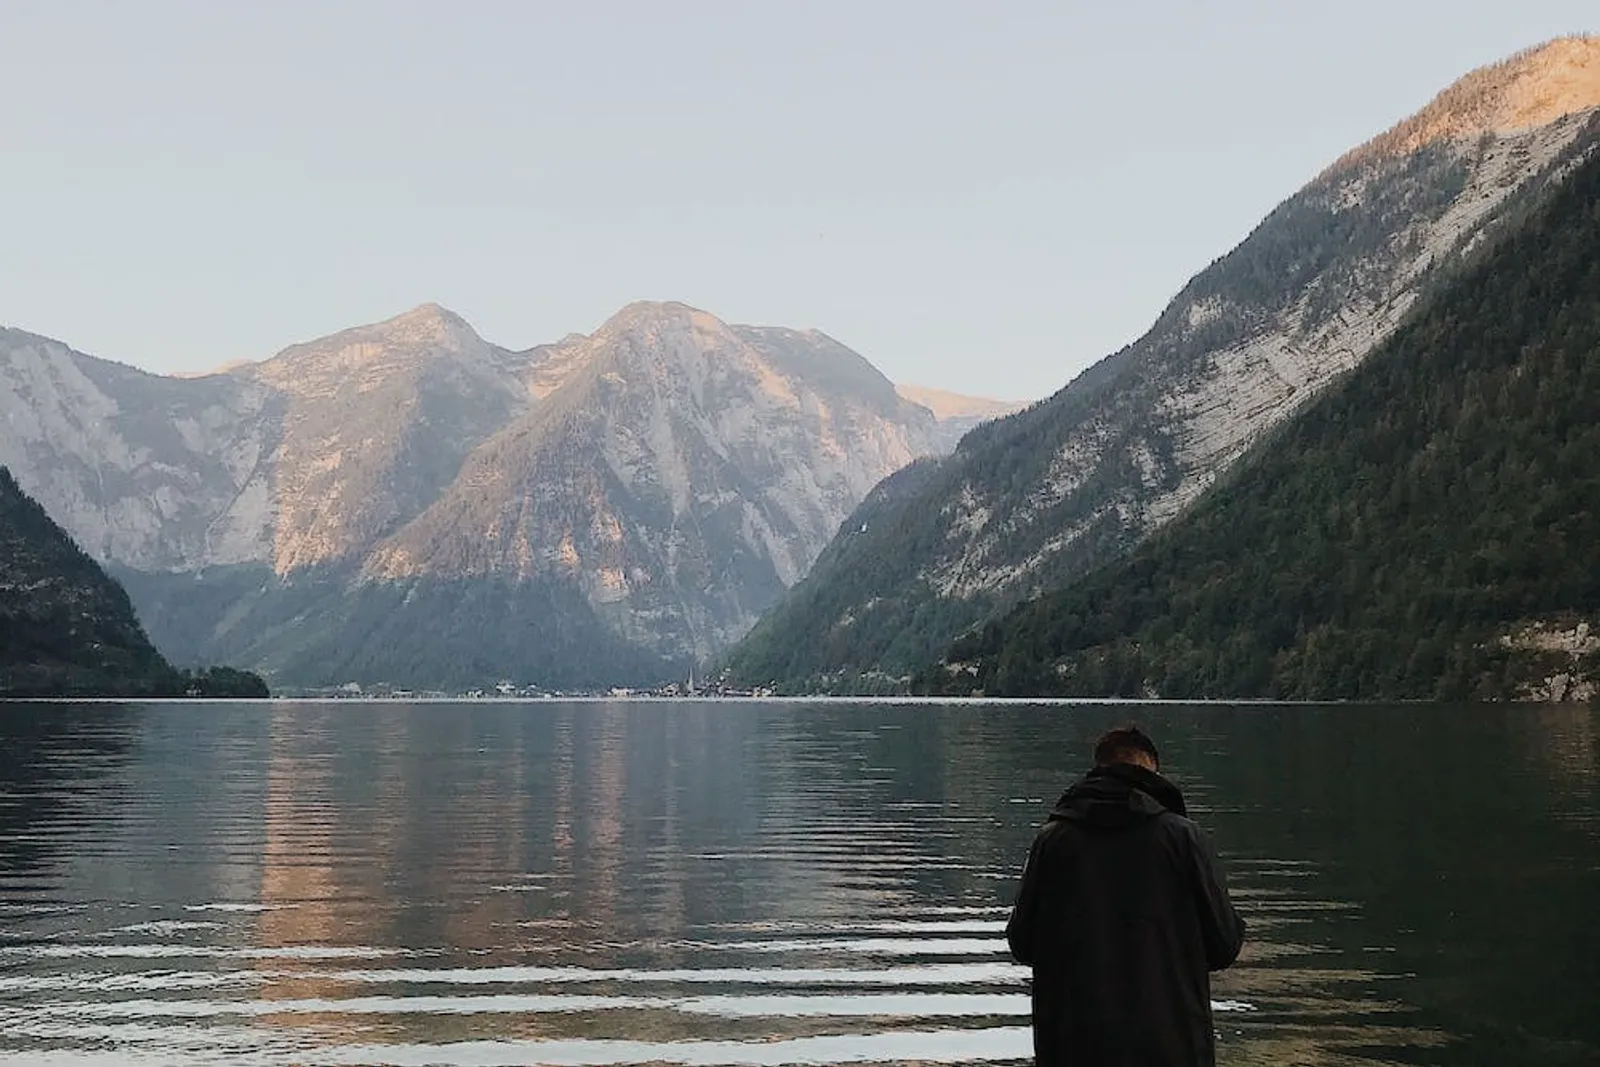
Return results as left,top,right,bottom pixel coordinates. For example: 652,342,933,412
1049,761,1189,828
1094,761,1188,816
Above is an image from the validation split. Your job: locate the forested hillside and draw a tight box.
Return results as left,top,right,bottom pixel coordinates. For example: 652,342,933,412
931,144,1600,702
0,469,266,697
725,41,1600,694
0,467,182,696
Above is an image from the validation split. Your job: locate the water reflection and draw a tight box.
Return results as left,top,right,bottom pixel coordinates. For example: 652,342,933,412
0,701,1594,1066
0,703,140,882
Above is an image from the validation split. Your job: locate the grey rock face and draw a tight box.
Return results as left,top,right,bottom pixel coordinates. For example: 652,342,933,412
0,328,275,570
1,302,943,686
363,303,939,661
236,303,531,573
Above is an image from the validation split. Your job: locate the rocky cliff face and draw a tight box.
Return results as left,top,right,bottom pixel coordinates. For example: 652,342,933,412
237,303,533,573
726,36,1600,690
360,304,938,660
0,328,274,570
1,302,951,688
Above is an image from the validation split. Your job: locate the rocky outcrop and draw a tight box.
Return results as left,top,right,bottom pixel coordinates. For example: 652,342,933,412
726,36,1600,690
1501,622,1600,703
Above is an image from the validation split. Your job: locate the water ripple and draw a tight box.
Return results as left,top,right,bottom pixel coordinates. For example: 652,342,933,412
3,700,1593,1065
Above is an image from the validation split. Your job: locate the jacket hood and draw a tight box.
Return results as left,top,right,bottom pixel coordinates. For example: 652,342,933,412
1049,762,1189,831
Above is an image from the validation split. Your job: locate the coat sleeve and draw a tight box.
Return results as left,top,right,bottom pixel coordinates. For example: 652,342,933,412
1005,831,1048,967
1188,824,1245,971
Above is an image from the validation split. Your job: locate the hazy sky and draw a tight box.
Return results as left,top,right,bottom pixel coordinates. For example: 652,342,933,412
2,2,1594,400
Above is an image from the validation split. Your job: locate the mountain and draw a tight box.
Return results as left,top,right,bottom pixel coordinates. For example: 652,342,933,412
894,384,1026,452
0,304,534,577
0,326,275,570
234,303,533,575
724,36,1600,692
359,305,937,659
0,466,179,696
932,137,1600,702
2,302,945,689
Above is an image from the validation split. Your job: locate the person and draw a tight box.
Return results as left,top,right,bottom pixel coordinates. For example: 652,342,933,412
1006,725,1245,1067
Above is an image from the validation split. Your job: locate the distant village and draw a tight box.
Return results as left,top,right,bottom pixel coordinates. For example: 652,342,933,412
282,674,778,700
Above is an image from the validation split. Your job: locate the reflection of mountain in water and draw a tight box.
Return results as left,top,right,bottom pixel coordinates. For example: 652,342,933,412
0,704,140,877
0,702,1595,1066
255,707,362,1013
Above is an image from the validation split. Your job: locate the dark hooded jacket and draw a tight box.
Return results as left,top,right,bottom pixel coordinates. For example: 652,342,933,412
1006,763,1244,1067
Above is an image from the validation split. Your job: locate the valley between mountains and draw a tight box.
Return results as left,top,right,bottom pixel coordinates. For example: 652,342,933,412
4,36,1600,700
1,301,1015,691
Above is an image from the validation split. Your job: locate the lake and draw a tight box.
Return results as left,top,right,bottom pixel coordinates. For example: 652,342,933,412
0,700,1595,1066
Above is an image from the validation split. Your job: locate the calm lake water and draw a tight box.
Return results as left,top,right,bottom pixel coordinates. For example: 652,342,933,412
0,701,1595,1066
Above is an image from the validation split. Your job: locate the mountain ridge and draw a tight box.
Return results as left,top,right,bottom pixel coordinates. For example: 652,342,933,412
1336,35,1600,169
724,39,1600,692
893,384,1022,422
1,300,995,688
354,305,940,661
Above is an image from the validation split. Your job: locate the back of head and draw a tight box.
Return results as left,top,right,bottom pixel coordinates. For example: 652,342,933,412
1051,725,1176,828
1093,725,1160,772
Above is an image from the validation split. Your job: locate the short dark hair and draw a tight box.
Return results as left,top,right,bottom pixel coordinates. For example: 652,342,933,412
1094,725,1159,768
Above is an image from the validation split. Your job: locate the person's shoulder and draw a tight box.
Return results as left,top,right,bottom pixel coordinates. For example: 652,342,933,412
1154,810,1207,845
1037,813,1075,838
1033,813,1083,850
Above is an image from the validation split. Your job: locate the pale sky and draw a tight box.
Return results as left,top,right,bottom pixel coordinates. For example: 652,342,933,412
2,2,1594,401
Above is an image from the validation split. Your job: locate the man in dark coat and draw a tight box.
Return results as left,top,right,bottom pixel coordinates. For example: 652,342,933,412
1006,726,1244,1067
